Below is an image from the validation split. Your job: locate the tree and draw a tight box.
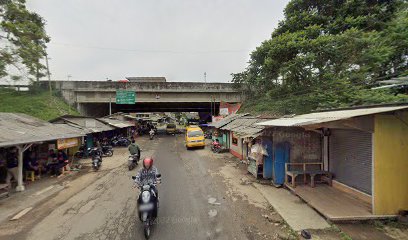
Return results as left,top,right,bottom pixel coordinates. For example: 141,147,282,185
234,0,408,114
0,0,50,81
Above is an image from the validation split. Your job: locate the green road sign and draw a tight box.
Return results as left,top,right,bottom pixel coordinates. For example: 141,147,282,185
116,90,135,104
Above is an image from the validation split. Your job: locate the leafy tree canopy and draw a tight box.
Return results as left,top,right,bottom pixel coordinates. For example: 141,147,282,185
233,0,408,114
0,0,50,81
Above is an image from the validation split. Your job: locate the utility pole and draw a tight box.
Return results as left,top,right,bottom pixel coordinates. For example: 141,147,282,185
213,96,216,116
45,55,52,97
109,94,112,115
213,97,216,116
67,73,72,115
210,95,213,118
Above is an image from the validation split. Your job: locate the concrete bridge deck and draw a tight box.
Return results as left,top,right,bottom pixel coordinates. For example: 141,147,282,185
43,80,242,116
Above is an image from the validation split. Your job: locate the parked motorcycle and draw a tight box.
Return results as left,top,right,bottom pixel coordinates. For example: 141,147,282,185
132,174,161,239
101,145,114,157
88,147,102,171
111,136,130,147
74,144,87,159
211,140,222,153
128,153,140,170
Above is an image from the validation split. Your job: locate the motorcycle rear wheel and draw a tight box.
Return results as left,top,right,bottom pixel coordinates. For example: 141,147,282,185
144,224,151,239
106,150,113,157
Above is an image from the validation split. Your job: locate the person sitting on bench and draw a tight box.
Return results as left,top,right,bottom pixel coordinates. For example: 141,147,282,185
24,152,39,174
46,150,61,176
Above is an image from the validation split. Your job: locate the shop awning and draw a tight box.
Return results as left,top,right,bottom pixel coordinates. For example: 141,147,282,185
49,115,115,133
98,118,134,129
220,117,267,138
257,104,408,127
0,113,84,148
209,113,250,128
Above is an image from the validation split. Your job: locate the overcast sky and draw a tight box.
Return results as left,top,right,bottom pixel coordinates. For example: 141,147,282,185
26,0,289,82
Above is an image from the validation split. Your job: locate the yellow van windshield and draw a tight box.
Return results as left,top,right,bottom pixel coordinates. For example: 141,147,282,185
188,130,203,137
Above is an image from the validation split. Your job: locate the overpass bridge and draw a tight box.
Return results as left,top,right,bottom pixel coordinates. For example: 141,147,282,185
49,81,242,117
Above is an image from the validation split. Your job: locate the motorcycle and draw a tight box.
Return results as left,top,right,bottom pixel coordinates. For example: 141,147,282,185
101,145,114,157
89,147,102,171
74,144,87,159
211,140,222,153
149,132,154,140
128,153,140,170
132,174,161,239
204,131,212,139
111,136,130,147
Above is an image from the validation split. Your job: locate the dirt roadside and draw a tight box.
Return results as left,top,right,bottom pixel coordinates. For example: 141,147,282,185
0,146,133,240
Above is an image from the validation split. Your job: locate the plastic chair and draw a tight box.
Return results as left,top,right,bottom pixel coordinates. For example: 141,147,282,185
25,171,35,182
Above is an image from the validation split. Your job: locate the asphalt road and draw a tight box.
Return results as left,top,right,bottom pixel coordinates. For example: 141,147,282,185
21,135,251,240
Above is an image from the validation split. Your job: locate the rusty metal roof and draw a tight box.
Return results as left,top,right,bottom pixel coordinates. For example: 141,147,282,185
258,105,408,127
0,113,84,148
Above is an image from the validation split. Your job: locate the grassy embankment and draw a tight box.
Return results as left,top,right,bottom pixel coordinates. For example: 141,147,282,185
0,88,79,121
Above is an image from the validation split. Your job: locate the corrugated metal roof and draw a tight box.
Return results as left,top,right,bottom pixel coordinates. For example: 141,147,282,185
258,105,408,127
52,122,89,135
0,113,84,148
220,117,266,138
98,118,134,129
50,116,115,133
221,118,260,130
209,113,250,128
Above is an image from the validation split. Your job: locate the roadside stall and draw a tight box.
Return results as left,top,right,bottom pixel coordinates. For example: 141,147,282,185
98,117,134,139
247,139,267,178
49,115,115,150
257,104,408,220
218,116,269,178
0,113,83,193
208,113,249,149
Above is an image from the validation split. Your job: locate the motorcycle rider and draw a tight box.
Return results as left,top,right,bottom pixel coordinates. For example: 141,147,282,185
134,157,160,217
95,140,103,159
128,139,141,164
149,128,155,138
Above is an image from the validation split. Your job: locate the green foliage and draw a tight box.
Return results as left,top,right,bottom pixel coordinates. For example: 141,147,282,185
0,88,79,120
233,0,408,114
0,0,50,80
240,85,408,115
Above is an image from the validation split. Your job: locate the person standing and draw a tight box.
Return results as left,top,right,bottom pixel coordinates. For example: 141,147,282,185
6,148,19,188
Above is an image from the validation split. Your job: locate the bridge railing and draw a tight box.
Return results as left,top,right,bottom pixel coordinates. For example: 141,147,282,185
50,81,239,92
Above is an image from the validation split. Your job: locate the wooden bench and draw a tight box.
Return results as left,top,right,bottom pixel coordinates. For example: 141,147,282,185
285,163,309,188
285,162,332,188
306,170,333,187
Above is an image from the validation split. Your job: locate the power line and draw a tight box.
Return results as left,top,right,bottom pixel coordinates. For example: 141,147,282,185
48,42,249,55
